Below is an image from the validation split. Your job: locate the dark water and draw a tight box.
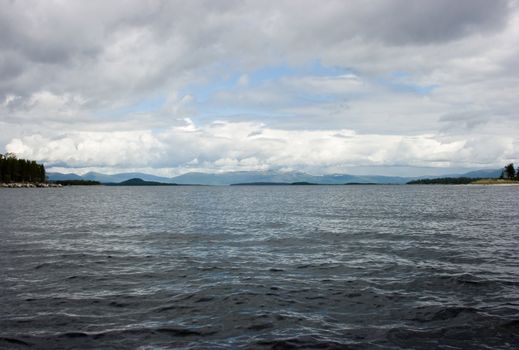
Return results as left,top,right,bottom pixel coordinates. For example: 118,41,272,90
1,185,518,349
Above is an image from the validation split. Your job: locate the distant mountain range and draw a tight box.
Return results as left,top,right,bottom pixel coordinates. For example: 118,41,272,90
170,170,411,185
450,169,502,179
47,168,502,185
48,171,176,184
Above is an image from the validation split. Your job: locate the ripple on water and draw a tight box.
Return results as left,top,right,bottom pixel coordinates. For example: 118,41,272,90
1,186,518,349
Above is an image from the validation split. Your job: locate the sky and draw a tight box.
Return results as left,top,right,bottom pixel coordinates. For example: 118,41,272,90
1,0,518,177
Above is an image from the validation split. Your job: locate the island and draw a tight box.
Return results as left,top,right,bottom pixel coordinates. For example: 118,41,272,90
52,180,101,186
231,182,320,186
105,178,179,186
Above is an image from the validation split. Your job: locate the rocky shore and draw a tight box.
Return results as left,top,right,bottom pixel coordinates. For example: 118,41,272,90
1,182,62,188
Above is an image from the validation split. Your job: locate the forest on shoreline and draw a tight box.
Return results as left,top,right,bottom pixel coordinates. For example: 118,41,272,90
407,163,518,185
0,153,46,183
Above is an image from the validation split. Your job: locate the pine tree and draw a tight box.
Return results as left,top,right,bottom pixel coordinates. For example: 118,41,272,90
0,153,46,183
504,163,516,179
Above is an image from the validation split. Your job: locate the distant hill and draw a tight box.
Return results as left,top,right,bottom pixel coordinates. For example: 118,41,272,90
82,172,176,183
106,178,178,186
47,172,84,181
171,170,319,185
47,168,502,186
48,171,175,183
171,170,410,185
452,169,502,178
231,182,289,186
231,181,319,186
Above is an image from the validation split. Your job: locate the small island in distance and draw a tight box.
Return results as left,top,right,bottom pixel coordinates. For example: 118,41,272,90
231,181,380,186
53,180,101,186
105,178,178,186
231,181,320,186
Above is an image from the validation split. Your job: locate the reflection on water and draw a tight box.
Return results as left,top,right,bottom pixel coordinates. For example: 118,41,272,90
1,185,518,349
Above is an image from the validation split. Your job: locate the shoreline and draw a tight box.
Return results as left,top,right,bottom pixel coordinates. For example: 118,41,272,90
1,182,62,188
468,183,519,186
469,179,519,185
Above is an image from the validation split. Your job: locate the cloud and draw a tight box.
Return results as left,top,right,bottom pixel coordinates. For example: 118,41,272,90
1,0,518,174
7,120,517,175
6,131,165,168
360,0,509,45
0,0,512,100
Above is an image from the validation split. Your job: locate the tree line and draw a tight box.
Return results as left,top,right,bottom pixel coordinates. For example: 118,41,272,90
407,162,518,185
407,177,480,185
501,163,519,180
53,180,100,186
0,153,46,183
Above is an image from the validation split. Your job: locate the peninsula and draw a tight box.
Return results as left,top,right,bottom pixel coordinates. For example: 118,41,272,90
0,153,61,187
406,163,519,185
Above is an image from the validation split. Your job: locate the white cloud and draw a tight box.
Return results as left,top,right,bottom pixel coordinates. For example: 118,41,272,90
7,120,517,174
6,131,165,167
1,0,518,174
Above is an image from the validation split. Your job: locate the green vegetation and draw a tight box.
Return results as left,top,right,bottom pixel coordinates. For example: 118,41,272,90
496,163,519,183
231,182,288,186
0,153,46,183
407,177,480,185
344,182,379,185
503,163,517,179
471,179,519,185
408,163,519,185
53,180,100,186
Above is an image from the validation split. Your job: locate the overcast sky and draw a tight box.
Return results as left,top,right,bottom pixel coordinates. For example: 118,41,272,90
1,0,518,176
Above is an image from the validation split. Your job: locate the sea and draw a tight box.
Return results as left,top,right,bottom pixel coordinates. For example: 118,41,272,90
1,185,518,349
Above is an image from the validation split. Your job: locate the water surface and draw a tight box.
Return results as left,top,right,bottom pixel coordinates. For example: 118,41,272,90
1,185,518,349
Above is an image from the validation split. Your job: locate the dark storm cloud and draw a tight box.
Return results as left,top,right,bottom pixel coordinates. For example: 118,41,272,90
0,5,97,65
0,0,511,104
367,0,509,44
